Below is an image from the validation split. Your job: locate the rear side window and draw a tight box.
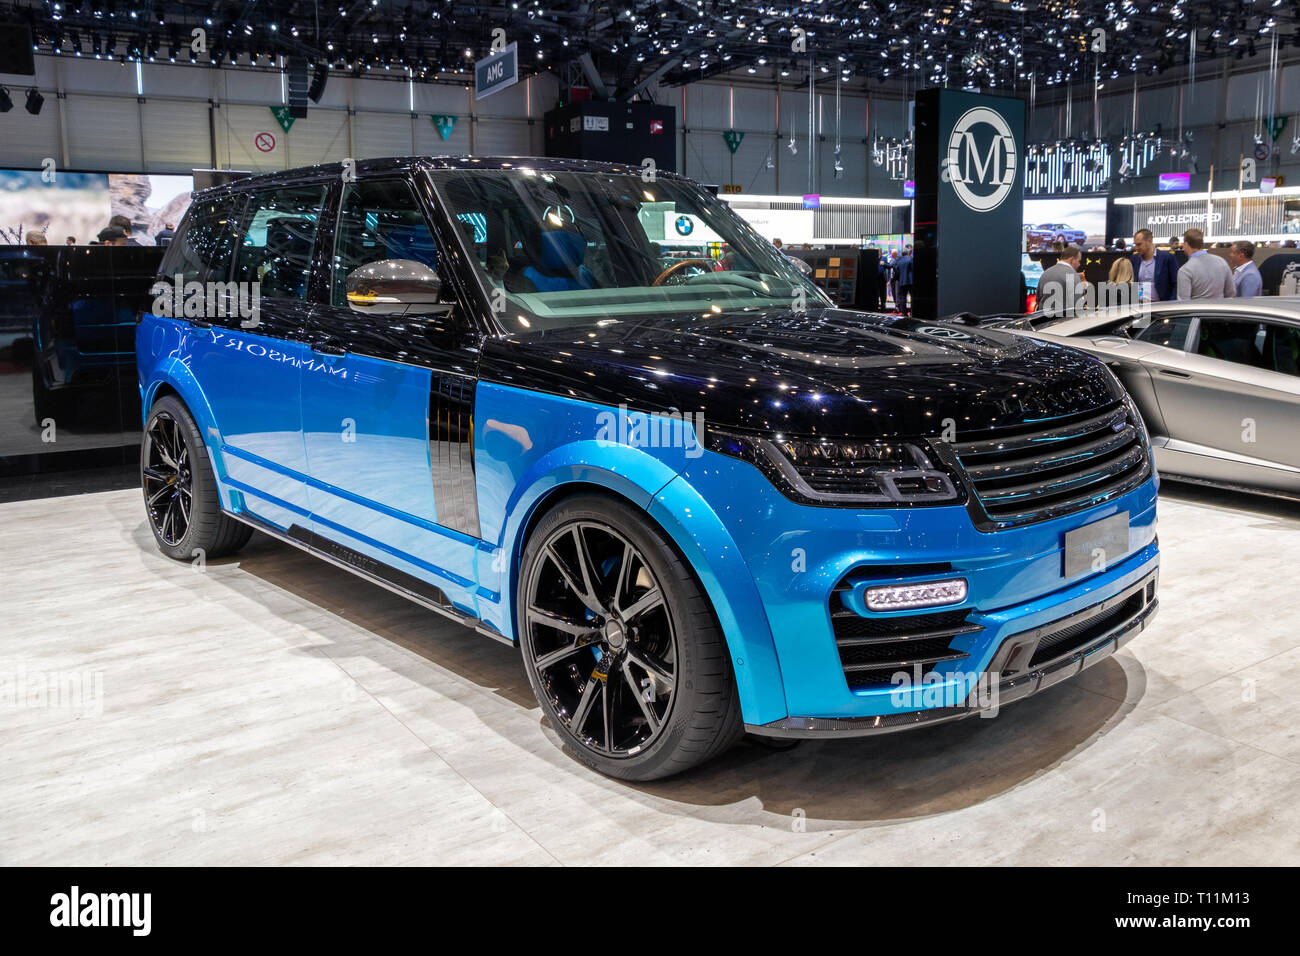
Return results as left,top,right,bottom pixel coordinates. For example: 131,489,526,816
1195,318,1264,368
159,194,246,284
232,184,327,300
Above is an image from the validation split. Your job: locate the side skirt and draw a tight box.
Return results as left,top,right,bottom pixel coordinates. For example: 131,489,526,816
229,511,515,648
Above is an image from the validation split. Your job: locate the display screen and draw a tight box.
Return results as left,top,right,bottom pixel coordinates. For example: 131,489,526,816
903,180,915,199
0,169,193,246
1022,196,1108,251
1158,172,1191,192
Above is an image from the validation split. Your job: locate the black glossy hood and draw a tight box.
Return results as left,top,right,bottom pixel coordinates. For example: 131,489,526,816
480,307,1124,439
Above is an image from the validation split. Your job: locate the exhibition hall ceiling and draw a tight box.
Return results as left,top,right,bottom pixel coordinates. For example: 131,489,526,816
9,0,1300,93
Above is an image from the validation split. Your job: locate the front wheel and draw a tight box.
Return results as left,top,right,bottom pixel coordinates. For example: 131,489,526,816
142,395,252,561
517,494,743,780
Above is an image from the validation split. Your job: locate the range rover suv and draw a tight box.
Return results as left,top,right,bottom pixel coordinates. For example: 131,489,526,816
136,157,1160,780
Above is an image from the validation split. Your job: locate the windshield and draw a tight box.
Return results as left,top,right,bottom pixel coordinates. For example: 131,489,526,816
426,167,828,331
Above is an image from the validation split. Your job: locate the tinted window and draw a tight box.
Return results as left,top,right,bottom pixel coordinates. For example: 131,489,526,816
1262,323,1300,377
1196,318,1265,368
427,168,825,331
1135,313,1192,348
331,179,439,308
159,193,245,284
233,184,327,300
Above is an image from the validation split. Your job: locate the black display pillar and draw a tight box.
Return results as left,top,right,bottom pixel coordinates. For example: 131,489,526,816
912,88,1026,319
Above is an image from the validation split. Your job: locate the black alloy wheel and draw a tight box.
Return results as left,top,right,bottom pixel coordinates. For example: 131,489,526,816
143,411,192,547
518,494,743,780
141,395,252,561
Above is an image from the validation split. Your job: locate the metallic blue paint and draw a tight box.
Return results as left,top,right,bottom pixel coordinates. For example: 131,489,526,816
139,312,1161,730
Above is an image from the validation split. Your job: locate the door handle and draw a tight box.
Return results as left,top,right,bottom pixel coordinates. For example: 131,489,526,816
311,337,347,355
1158,369,1192,379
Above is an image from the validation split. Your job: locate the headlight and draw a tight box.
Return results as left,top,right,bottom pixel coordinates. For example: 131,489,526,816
709,431,960,506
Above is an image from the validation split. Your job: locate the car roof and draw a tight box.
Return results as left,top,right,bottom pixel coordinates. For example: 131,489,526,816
191,155,686,203
1031,297,1300,335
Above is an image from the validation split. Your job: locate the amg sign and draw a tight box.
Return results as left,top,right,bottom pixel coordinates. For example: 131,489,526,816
912,89,1026,319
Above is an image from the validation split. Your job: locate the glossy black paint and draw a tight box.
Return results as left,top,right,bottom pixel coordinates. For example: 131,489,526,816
479,307,1125,440
184,156,1125,445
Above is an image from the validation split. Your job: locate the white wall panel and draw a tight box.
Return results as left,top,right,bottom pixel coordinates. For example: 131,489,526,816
141,100,211,172
352,111,414,159
472,117,532,156
65,95,143,171
0,100,62,168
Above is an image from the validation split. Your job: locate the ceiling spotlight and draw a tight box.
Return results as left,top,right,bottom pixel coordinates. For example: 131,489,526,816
0,87,10,113
25,88,44,115
765,153,775,170
787,135,797,155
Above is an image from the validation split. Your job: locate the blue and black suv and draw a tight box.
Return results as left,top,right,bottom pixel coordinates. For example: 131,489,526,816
137,157,1159,779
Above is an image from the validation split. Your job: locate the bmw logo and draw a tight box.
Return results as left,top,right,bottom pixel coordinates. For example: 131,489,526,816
675,215,694,236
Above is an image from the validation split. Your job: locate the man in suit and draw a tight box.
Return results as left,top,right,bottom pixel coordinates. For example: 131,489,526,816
1176,227,1235,300
1131,228,1179,301
1228,240,1263,298
895,246,914,316
1038,245,1086,317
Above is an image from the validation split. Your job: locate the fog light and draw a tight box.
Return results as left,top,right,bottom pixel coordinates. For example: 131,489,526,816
864,578,968,612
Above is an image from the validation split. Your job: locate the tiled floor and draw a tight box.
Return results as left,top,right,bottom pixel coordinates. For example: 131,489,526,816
2,484,1299,865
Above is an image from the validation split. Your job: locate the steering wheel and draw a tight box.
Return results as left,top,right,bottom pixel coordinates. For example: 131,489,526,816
652,258,715,287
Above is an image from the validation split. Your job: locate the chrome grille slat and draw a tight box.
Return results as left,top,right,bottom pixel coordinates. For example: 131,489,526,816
950,406,1128,457
961,424,1137,480
950,401,1150,527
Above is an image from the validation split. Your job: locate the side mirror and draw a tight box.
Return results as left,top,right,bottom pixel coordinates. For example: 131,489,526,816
345,258,452,316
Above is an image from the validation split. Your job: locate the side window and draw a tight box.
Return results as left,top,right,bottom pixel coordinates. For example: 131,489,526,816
1195,318,1267,369
232,184,327,300
1134,313,1192,348
1260,322,1300,377
332,179,439,308
159,194,245,284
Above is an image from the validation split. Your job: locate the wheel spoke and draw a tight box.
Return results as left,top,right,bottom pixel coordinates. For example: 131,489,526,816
622,659,661,732
528,606,596,637
621,587,663,623
570,675,601,735
571,526,603,612
146,484,172,506
612,542,632,613
545,544,603,615
534,636,593,670
162,499,176,542
626,647,674,691
143,466,170,482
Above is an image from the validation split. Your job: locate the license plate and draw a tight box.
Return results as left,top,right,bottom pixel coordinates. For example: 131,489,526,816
1063,511,1130,577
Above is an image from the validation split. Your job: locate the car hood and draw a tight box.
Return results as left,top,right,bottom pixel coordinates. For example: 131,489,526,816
479,307,1124,439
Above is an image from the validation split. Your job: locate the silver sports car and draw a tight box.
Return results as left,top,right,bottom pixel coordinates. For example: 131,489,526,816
986,299,1300,501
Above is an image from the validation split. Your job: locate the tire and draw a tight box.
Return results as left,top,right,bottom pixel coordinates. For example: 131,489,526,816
142,394,252,561
517,493,743,781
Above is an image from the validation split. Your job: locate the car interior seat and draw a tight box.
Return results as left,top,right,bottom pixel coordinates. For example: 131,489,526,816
506,219,595,293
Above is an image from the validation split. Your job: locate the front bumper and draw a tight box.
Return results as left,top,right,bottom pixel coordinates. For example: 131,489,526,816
747,568,1157,738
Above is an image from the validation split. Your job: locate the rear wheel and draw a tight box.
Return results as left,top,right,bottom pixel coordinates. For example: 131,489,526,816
142,395,252,561
518,494,743,780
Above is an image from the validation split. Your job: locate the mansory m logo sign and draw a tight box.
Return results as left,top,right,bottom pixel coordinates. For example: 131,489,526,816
942,107,1017,212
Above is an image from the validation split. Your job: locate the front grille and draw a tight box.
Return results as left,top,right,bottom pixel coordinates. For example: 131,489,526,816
831,579,978,691
949,402,1150,527
1027,590,1147,667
